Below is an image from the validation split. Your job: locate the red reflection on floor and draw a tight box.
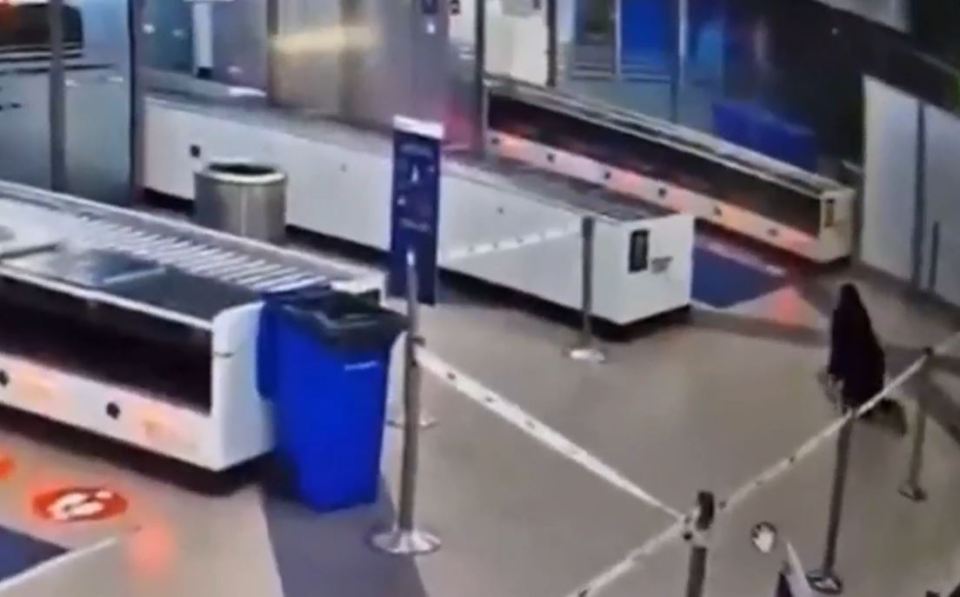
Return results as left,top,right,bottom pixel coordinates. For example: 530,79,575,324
127,522,176,580
33,486,128,523
0,455,14,480
770,287,808,327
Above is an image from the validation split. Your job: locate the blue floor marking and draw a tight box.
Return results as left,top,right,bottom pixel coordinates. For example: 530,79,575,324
692,246,788,309
0,526,66,582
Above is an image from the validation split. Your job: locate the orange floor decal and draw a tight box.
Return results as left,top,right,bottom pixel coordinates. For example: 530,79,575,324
33,487,128,523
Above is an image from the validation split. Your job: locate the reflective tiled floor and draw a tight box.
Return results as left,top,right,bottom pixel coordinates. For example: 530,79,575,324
0,231,956,597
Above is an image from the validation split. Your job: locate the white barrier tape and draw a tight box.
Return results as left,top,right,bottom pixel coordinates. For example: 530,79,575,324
720,335,949,513
439,223,580,265
564,521,686,597
416,347,684,520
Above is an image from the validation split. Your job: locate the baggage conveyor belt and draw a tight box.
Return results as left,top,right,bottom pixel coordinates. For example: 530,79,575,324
0,180,379,329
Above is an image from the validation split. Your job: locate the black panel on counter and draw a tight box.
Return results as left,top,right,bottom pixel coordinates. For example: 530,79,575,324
489,93,824,236
0,277,212,412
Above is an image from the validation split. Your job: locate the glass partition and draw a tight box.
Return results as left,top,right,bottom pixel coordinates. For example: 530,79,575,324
65,0,133,204
140,0,456,139
0,0,133,205
0,2,56,190
141,0,193,75
555,0,960,175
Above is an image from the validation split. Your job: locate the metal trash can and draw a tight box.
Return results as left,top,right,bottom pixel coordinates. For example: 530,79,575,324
194,162,287,242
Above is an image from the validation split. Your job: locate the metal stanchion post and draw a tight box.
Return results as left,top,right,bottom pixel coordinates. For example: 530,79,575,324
567,217,606,363
612,0,623,80
684,491,716,597
546,0,558,87
385,244,437,429
900,349,933,502
370,250,441,556
807,410,855,594
386,272,437,429
473,0,488,156
48,0,67,192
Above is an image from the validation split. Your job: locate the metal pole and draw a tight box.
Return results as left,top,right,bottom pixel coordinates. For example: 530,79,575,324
129,0,145,204
899,397,929,502
387,250,437,429
473,0,488,155
928,222,941,293
265,0,279,107
677,0,689,72
686,545,707,597
397,251,423,530
567,217,605,363
910,104,927,290
546,0,558,87
612,0,622,80
807,411,854,594
684,491,716,597
672,0,688,124
900,349,933,502
370,249,441,556
48,0,67,193
839,161,864,261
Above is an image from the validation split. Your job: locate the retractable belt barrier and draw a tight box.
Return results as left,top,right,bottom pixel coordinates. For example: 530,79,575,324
415,347,683,520
417,231,960,597
721,331,960,514
559,328,960,597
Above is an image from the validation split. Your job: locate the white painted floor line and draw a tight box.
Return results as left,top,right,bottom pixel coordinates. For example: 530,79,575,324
417,347,684,520
0,536,122,594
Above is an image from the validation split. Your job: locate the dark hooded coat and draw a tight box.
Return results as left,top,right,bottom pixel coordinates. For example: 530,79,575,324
828,284,886,409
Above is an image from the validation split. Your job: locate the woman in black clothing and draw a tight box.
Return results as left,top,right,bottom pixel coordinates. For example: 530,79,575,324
826,283,905,432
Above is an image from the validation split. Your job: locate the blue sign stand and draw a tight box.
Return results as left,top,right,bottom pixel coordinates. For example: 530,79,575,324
388,116,444,305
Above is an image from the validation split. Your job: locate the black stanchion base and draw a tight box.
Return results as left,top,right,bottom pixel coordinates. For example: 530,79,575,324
898,483,928,502
807,570,844,594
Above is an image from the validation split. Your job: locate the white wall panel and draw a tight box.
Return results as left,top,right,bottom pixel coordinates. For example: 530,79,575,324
862,77,919,281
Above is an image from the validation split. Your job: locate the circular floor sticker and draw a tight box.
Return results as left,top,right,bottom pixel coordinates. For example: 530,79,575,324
33,487,128,523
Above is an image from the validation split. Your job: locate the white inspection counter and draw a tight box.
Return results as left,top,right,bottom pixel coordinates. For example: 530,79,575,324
143,95,694,326
0,181,383,470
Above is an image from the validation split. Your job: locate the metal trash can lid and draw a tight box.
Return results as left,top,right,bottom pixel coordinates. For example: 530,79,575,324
200,162,286,185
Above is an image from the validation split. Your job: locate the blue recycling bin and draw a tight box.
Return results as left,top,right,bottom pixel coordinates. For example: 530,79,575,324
257,287,406,512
